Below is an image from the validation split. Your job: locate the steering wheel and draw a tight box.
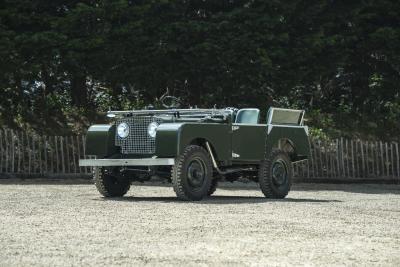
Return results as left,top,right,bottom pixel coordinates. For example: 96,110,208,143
161,96,181,109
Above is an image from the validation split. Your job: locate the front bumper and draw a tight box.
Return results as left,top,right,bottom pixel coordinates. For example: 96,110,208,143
79,158,175,167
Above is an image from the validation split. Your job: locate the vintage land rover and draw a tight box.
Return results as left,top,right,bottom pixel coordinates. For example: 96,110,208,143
79,97,310,201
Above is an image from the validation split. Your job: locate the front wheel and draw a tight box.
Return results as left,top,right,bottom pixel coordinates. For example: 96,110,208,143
258,150,292,198
93,167,131,197
171,145,213,201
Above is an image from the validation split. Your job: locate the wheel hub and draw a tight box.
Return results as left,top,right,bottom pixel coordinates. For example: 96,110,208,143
187,158,206,188
272,159,288,186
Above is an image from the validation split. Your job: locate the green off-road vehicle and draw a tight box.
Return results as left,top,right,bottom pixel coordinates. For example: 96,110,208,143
79,96,310,201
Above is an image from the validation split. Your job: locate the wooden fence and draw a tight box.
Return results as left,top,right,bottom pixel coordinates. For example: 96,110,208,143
0,128,399,180
0,129,92,175
293,138,400,180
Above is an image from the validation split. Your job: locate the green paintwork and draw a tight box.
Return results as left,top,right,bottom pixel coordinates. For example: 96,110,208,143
178,123,231,161
85,124,117,157
231,124,266,161
156,122,231,162
155,123,183,157
265,126,311,161
84,107,311,166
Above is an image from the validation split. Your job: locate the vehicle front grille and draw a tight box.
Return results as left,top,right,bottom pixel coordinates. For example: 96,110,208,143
115,116,162,155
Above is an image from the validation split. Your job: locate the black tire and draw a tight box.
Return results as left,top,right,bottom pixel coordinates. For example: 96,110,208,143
207,178,218,196
93,167,131,197
171,145,213,201
258,150,292,199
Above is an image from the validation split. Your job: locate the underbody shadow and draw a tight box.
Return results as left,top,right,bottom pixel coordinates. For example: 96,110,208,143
94,195,341,204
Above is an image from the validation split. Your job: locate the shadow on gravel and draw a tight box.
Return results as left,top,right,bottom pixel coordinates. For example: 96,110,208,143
294,183,400,195
94,195,341,204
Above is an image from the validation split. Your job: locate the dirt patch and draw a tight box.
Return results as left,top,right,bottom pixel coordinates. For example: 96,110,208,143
0,181,399,266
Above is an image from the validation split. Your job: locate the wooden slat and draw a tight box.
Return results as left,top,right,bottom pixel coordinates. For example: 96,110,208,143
49,136,54,173
17,131,21,173
0,129,3,173
370,142,375,177
71,136,77,174
360,140,365,178
380,141,384,177
43,136,48,174
32,134,36,174
350,140,355,178
385,142,389,177
335,139,340,177
318,140,323,177
65,136,71,173
390,142,395,178
345,139,350,178
55,136,59,173
38,135,42,174
395,142,400,178
82,135,88,174
60,136,65,174
375,141,380,176
324,140,329,178
4,129,9,172
76,135,82,174
365,141,369,177
10,130,15,173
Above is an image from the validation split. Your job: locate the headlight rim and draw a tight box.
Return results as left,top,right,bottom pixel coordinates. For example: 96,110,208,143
117,122,130,139
147,122,159,138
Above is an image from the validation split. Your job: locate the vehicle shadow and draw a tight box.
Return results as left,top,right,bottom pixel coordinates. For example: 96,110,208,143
95,195,341,204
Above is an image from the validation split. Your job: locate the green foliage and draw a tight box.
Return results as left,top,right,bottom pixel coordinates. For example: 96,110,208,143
0,0,399,140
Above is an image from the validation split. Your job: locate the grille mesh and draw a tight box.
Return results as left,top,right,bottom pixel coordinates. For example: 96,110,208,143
115,116,162,154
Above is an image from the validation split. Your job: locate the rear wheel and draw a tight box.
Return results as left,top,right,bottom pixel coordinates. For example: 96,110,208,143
93,167,131,197
258,150,292,198
171,145,213,201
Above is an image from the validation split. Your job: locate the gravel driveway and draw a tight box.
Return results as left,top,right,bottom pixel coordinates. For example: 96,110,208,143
0,180,399,266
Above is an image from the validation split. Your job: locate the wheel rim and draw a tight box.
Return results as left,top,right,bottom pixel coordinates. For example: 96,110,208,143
272,159,288,186
187,158,206,188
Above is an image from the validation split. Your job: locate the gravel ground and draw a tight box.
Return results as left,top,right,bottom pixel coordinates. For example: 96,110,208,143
0,180,399,266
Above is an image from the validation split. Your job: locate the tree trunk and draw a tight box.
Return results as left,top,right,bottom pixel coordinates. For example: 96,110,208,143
70,74,87,108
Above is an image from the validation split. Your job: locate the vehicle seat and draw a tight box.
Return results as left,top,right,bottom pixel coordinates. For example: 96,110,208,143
235,108,260,124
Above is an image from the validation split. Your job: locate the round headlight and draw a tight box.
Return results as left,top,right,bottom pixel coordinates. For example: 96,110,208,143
147,122,159,138
117,122,129,138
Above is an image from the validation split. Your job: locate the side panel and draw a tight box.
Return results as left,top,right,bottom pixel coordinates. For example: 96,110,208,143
156,123,231,160
85,124,117,157
231,124,266,161
266,126,311,160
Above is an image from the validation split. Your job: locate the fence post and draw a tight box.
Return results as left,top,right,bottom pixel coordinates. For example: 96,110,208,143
395,142,399,179
324,140,329,178
60,136,65,174
54,136,59,173
360,140,365,178
390,142,395,178
0,129,3,173
82,135,88,174
71,136,77,174
379,141,384,178
76,135,82,174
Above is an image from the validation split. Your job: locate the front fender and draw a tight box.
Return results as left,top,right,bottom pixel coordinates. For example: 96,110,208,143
155,123,184,157
85,124,117,157
155,123,231,161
